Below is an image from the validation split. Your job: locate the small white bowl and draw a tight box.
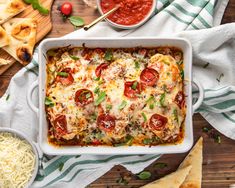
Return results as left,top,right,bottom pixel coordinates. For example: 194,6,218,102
96,0,157,29
0,127,39,188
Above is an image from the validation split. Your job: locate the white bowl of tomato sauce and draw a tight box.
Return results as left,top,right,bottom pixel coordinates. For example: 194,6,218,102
97,0,156,29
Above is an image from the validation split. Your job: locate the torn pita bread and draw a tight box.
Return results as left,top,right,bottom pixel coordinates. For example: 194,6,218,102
0,58,11,66
0,26,9,47
0,0,26,24
141,166,192,188
179,137,203,188
2,18,37,65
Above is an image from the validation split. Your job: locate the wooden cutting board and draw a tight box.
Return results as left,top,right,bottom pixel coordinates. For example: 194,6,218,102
0,0,54,75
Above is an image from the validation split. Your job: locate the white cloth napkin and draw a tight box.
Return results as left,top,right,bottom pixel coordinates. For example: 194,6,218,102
0,0,233,187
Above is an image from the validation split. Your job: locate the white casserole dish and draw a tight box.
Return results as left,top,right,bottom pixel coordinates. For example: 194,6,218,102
27,37,204,155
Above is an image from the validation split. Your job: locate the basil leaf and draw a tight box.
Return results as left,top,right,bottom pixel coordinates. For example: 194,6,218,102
137,171,151,180
118,100,127,110
131,81,138,90
69,16,85,27
106,104,112,111
24,0,49,15
45,97,54,107
70,55,79,60
160,93,166,107
141,112,147,122
57,72,68,77
104,50,113,61
154,162,167,168
94,91,106,106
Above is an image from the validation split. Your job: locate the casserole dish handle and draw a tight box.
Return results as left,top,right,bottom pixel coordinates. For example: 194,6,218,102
27,79,39,115
192,78,204,113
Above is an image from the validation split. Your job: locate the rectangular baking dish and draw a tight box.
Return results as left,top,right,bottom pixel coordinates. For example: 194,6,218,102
28,37,204,155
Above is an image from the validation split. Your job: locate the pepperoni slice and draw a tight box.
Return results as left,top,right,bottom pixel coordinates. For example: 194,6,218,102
56,68,74,86
140,68,159,86
97,114,115,132
75,89,94,106
95,63,109,77
53,115,68,139
124,81,141,98
149,114,168,131
174,91,185,108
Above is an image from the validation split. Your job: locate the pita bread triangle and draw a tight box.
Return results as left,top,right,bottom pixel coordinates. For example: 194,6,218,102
179,137,203,188
0,26,9,47
0,0,26,24
141,166,192,188
2,18,37,65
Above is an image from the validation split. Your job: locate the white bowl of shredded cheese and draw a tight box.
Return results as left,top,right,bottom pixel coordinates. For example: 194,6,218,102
0,128,39,188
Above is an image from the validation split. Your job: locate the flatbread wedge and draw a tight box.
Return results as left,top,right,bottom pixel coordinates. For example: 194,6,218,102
179,137,203,188
0,0,26,24
2,18,37,65
0,26,9,47
141,166,192,188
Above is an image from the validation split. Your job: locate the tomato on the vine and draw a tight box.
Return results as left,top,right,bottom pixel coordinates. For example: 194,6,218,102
60,2,73,16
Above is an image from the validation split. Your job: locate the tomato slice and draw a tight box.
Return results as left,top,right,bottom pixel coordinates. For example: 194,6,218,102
174,91,185,108
149,114,168,131
56,68,74,86
124,81,141,98
53,115,68,139
95,63,109,77
75,89,94,106
140,68,159,86
97,114,115,132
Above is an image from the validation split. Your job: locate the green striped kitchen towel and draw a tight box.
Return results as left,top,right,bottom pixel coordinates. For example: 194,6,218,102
0,0,233,187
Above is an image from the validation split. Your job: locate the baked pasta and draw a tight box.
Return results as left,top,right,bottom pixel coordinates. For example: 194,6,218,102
45,46,186,146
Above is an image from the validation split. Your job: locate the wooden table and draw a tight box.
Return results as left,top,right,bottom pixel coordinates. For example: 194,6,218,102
0,1,235,187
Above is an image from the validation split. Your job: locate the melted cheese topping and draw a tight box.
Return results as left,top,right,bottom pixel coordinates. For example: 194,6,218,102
0,132,36,188
46,47,186,146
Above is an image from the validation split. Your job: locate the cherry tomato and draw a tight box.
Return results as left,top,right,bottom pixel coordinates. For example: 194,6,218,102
140,68,159,86
95,63,109,77
56,68,74,86
149,114,168,131
91,139,101,145
53,115,68,139
174,91,185,109
97,114,115,132
124,81,141,98
75,89,94,106
60,2,73,16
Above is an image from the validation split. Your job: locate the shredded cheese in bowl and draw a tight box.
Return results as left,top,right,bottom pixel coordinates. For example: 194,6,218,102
0,131,37,188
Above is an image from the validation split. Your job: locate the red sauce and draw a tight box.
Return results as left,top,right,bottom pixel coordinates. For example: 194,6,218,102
100,0,153,26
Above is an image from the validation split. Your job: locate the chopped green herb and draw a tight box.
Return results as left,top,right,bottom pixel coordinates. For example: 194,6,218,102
216,73,224,82
57,72,68,77
203,63,210,68
90,113,97,120
45,97,54,107
137,171,151,180
94,91,106,106
47,49,56,56
118,100,127,110
141,112,147,122
94,87,100,94
104,50,113,61
202,126,211,133
70,55,79,60
177,60,183,65
134,60,140,69
85,93,91,99
142,138,153,145
146,96,154,103
116,176,129,185
6,94,10,101
68,16,85,27
160,93,166,107
173,108,178,123
106,104,112,111
23,0,49,15
114,135,133,147
131,81,138,90
93,77,100,81
154,162,167,168
98,79,104,85
149,103,154,109
214,135,221,144
180,69,184,80
58,163,64,171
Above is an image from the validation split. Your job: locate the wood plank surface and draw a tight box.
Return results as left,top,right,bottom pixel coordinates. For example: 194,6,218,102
0,0,235,188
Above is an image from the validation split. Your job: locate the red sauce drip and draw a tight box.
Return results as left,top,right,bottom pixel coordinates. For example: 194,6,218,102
100,0,153,25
